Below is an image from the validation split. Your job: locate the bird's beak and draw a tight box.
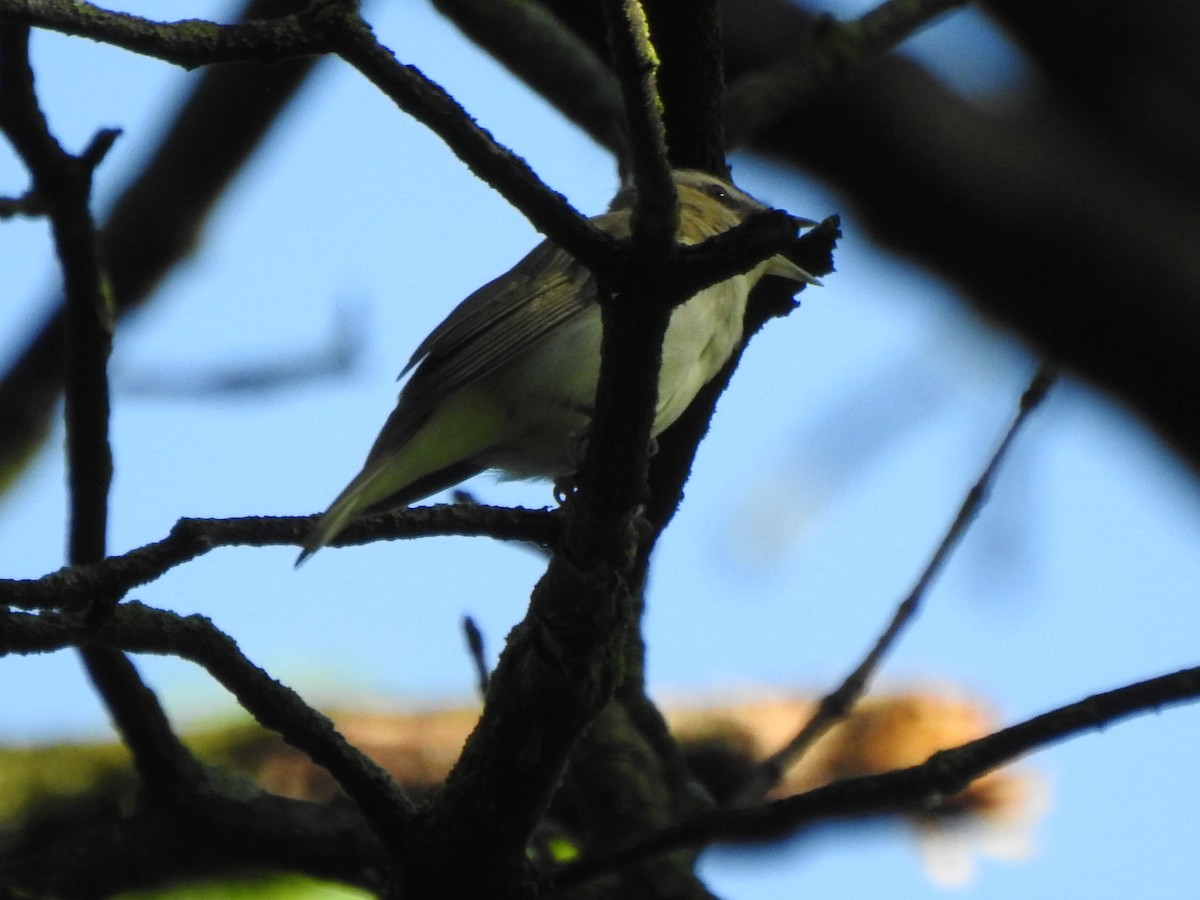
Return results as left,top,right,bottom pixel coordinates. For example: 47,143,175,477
766,253,822,286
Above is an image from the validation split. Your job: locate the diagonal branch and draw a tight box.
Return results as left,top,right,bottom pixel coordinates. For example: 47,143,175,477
329,10,617,273
724,0,970,145
737,365,1057,802
433,0,626,156
3,602,418,835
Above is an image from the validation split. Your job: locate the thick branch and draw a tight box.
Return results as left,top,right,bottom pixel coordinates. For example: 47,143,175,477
724,0,969,145
643,0,727,174
1,790,387,897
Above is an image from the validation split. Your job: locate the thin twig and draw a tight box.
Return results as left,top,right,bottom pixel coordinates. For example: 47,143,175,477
0,505,559,612
737,365,1057,802
462,615,490,698
0,0,337,68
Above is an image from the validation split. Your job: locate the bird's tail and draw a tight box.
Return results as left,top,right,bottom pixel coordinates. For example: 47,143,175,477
295,467,387,566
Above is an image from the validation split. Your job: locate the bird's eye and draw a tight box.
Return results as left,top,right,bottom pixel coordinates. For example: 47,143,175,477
702,183,729,202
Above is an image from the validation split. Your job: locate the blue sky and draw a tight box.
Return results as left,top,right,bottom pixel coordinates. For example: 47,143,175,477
3,2,1200,897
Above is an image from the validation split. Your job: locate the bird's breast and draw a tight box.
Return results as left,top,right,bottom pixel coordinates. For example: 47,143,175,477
473,271,753,479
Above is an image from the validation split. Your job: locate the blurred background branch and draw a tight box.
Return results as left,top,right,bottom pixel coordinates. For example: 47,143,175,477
0,0,322,492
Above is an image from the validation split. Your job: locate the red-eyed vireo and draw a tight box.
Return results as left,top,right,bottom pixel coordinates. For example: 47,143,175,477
298,169,818,562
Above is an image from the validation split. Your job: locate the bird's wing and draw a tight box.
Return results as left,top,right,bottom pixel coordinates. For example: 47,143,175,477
368,234,603,456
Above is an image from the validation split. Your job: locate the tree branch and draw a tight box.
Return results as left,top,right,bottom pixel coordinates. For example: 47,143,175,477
3,603,417,835
602,0,676,248
329,11,619,273
724,0,969,145
0,21,208,795
555,662,1200,888
0,0,339,68
0,0,323,495
643,0,728,175
0,505,558,611
739,366,1056,801
1,789,388,897
432,0,626,157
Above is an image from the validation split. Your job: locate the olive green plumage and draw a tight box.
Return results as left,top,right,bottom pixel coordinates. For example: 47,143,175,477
298,170,816,562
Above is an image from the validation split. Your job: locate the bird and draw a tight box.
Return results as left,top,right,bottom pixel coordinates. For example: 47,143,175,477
297,169,818,563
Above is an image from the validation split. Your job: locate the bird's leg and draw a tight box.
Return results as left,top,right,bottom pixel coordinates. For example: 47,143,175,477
553,407,658,504
553,473,576,504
